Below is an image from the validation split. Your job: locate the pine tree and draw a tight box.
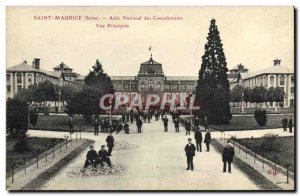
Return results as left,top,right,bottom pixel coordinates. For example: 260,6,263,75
196,19,232,124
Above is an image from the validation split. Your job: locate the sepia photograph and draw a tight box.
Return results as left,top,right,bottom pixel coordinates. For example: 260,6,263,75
5,6,295,191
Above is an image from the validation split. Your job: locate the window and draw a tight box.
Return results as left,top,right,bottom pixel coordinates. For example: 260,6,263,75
17,85,22,91
270,76,274,85
7,85,11,92
157,82,161,90
279,75,285,85
291,87,294,94
141,82,145,90
149,80,154,90
7,74,10,83
28,74,32,84
17,73,22,83
290,99,294,107
291,76,294,84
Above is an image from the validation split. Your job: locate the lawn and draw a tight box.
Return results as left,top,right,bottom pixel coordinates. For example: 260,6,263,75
6,137,65,177
209,114,294,131
237,136,294,172
29,115,93,132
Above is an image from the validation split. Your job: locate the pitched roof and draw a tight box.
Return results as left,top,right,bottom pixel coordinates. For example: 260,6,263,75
53,62,72,70
241,65,293,80
7,62,40,72
230,64,249,71
110,76,136,80
141,57,161,65
165,76,198,81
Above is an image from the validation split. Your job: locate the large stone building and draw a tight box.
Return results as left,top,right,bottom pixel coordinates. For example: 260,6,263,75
7,56,294,108
6,59,78,99
229,59,294,107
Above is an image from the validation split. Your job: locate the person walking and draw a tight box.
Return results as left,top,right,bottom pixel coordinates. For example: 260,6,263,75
288,117,293,133
184,138,196,171
222,141,235,173
163,116,168,132
194,128,203,152
136,118,143,133
174,118,180,133
204,129,211,152
281,116,288,131
106,133,115,156
185,120,191,135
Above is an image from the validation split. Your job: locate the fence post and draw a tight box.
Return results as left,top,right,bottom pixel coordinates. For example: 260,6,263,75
262,157,265,169
245,147,247,159
76,133,78,142
11,164,14,183
66,138,68,149
24,157,26,175
36,150,39,168
59,142,62,152
52,141,55,158
45,144,48,162
254,148,256,163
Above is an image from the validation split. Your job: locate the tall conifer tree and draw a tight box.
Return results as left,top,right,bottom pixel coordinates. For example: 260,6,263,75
196,19,232,124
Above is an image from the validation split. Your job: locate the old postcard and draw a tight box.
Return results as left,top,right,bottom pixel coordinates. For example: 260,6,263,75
6,6,295,191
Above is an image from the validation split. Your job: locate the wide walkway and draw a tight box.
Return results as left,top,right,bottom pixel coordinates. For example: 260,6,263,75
27,116,260,190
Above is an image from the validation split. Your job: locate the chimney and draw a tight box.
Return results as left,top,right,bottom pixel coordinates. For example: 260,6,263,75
32,60,35,67
273,59,281,66
34,58,40,69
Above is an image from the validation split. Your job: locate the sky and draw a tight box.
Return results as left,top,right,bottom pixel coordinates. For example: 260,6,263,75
6,6,294,76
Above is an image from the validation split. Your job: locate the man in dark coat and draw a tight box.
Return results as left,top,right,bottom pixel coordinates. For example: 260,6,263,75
185,120,191,135
122,112,126,123
288,117,293,133
222,141,235,173
98,145,112,167
93,118,99,136
185,138,196,171
194,128,203,152
163,116,168,132
136,118,143,133
204,129,211,151
124,122,129,134
83,145,99,169
174,118,180,133
106,133,115,156
281,116,288,131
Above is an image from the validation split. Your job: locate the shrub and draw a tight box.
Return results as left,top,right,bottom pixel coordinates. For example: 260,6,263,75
29,110,38,127
13,136,31,153
259,133,279,152
254,109,267,126
43,107,49,116
7,98,28,137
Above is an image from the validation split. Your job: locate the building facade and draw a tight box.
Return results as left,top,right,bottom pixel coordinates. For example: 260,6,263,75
6,59,77,99
229,59,294,107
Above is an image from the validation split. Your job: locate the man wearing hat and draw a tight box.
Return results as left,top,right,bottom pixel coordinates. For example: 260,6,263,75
106,133,115,156
83,145,98,169
222,141,235,173
184,138,196,171
98,145,112,167
204,129,211,152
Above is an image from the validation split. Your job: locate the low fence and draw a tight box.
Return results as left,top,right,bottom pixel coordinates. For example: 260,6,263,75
230,106,294,114
219,132,294,184
8,132,83,184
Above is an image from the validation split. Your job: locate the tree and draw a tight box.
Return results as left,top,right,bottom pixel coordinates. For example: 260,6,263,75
66,59,115,123
243,87,252,107
230,85,244,103
196,19,232,124
273,87,285,108
7,98,29,137
251,86,268,107
61,85,80,104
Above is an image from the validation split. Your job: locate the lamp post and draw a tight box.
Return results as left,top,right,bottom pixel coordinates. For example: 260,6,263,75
241,92,244,113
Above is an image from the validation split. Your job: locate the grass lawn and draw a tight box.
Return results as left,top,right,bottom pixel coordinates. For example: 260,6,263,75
238,136,294,172
29,115,93,132
6,137,65,176
209,114,294,131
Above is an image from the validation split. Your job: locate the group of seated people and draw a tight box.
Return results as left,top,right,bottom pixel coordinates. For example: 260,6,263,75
83,145,112,169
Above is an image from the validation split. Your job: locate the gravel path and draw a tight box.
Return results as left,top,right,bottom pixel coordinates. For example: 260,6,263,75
29,116,261,190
